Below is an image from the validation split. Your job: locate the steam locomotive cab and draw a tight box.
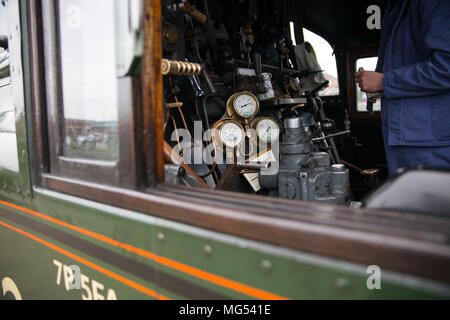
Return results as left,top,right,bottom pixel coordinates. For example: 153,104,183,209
160,0,375,205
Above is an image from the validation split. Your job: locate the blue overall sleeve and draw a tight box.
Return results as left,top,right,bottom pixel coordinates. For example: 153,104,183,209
383,0,450,99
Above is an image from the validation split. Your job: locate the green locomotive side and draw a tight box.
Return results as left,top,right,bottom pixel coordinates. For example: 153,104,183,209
1,192,447,300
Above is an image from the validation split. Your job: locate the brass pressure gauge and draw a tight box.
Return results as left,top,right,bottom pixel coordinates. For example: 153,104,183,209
251,117,280,144
212,119,245,150
226,91,260,121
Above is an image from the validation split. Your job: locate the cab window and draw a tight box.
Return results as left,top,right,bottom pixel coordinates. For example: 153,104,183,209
302,28,339,96
40,0,137,188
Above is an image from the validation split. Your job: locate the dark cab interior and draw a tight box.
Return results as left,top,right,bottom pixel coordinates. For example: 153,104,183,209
159,0,387,203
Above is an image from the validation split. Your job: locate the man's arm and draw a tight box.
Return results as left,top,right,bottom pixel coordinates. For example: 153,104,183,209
383,0,450,99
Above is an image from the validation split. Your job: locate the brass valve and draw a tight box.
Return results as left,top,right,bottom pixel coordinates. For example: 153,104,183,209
178,1,207,24
161,59,202,77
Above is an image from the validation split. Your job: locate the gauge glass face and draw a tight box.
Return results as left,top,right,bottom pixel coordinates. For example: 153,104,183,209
234,93,257,118
220,122,244,148
256,119,279,143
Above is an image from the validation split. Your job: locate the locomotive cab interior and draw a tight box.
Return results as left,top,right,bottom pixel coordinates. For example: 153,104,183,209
5,0,443,214
156,0,387,206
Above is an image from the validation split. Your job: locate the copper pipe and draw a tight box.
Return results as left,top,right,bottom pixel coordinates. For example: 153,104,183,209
341,159,362,172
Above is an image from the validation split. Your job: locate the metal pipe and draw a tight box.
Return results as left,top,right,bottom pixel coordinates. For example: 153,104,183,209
237,162,271,171
163,141,209,189
201,94,217,130
311,131,350,142
201,68,216,94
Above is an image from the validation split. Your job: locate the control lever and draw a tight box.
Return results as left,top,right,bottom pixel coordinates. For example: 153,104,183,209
358,67,384,112
306,81,342,164
188,74,205,98
311,131,350,142
161,59,202,76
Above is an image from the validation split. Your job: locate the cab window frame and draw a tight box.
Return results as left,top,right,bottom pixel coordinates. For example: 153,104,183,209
346,45,381,119
38,0,140,189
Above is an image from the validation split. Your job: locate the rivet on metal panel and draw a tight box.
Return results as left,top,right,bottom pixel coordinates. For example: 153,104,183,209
203,245,213,256
157,232,165,242
260,259,272,272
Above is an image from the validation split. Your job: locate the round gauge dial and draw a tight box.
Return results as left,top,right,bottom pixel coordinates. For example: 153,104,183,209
255,118,280,143
229,92,259,120
219,121,245,148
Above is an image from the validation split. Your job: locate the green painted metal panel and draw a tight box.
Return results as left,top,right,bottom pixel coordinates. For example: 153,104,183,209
1,189,448,300
0,221,151,300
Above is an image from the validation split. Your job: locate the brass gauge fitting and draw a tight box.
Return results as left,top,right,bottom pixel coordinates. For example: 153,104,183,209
226,91,260,122
211,119,245,152
250,117,280,145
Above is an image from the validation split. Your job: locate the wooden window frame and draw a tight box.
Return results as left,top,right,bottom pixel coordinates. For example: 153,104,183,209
38,0,139,188
24,0,450,285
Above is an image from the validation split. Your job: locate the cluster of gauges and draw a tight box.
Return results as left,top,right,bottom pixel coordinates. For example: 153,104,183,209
212,91,280,151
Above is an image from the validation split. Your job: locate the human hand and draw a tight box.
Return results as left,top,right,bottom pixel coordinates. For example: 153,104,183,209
355,70,384,93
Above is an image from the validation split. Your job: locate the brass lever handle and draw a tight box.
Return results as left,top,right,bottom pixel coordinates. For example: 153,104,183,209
161,59,202,77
